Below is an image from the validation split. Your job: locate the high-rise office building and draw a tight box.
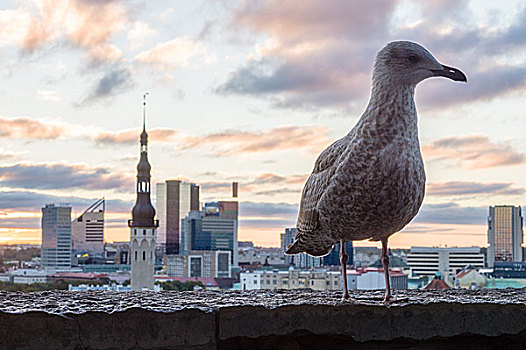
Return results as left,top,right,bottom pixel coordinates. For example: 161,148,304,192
488,205,523,267
281,227,324,268
323,241,354,266
128,97,159,291
156,180,200,255
180,201,239,266
72,198,104,255
41,203,72,271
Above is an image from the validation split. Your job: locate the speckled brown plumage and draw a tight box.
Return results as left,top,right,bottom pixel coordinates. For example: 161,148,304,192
286,41,466,258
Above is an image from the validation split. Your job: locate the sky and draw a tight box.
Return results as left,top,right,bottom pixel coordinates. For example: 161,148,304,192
0,0,525,248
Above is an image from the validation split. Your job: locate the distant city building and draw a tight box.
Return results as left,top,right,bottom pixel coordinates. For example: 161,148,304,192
165,250,231,278
241,269,341,291
487,205,523,267
280,228,323,268
492,261,526,278
10,269,48,284
41,204,72,271
238,247,286,266
180,201,239,266
407,247,485,277
156,180,200,255
128,100,159,291
69,284,133,292
323,241,354,266
72,198,105,256
238,241,254,248
240,267,407,291
344,268,408,290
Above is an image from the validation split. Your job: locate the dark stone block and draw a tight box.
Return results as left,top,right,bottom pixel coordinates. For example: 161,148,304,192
1,289,526,349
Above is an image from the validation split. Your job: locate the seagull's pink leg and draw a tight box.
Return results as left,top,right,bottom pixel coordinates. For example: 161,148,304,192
340,239,350,300
381,238,392,303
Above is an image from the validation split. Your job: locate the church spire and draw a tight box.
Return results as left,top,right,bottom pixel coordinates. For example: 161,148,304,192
140,92,149,151
129,92,158,228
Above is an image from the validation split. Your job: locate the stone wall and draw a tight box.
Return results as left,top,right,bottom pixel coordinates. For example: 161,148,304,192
1,289,526,349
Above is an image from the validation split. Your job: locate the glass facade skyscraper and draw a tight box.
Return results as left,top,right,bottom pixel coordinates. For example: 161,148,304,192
180,201,238,266
41,204,72,271
156,180,200,255
488,205,523,267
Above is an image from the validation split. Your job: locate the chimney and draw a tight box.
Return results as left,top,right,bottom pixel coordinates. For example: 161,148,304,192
232,182,238,198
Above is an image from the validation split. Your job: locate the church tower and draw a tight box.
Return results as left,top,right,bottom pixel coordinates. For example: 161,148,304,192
129,93,158,291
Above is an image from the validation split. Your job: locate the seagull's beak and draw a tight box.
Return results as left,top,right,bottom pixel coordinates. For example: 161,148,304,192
430,64,467,82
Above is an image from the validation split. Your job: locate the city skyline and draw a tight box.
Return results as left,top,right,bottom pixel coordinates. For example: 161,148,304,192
1,1,526,248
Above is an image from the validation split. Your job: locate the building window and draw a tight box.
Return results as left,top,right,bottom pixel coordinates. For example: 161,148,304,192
134,250,137,261
143,251,146,260
273,280,277,285
150,251,153,260
143,229,146,235
266,280,270,285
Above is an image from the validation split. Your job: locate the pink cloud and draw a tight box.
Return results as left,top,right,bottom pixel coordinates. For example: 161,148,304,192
94,128,179,145
422,135,526,169
0,0,127,62
135,37,208,71
0,116,64,140
180,125,330,156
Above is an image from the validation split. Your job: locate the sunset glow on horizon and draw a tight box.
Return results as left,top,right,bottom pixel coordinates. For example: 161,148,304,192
1,0,525,249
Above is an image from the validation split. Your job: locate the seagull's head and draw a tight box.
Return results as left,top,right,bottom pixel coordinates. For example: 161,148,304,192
373,41,467,86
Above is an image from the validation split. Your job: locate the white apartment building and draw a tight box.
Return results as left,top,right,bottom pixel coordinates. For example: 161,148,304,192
407,247,485,278
240,268,408,291
10,269,48,284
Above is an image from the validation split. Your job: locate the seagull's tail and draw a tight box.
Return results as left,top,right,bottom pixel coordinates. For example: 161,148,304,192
285,236,335,257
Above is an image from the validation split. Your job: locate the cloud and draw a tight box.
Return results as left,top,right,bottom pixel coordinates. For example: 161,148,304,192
87,43,123,63
180,125,329,156
239,201,298,218
0,216,40,229
35,90,61,102
93,128,179,145
250,173,307,185
0,190,132,213
18,0,126,63
422,135,526,169
127,21,156,50
413,202,487,225
219,0,526,110
135,37,209,71
217,0,397,109
240,218,296,229
0,116,65,140
200,181,233,193
0,163,133,191
427,181,524,197
83,66,133,103
254,188,301,196
417,66,526,108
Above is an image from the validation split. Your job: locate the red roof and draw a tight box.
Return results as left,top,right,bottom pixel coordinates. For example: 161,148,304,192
456,269,474,279
424,278,451,290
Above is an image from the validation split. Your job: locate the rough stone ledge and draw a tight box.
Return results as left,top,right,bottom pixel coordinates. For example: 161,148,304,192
1,289,526,349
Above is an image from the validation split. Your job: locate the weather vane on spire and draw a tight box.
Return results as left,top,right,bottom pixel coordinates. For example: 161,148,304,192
143,92,150,131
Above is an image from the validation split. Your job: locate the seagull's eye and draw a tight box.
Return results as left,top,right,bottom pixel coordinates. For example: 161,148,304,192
408,55,420,64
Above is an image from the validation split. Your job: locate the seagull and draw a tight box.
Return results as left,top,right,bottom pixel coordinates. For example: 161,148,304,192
285,41,466,302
